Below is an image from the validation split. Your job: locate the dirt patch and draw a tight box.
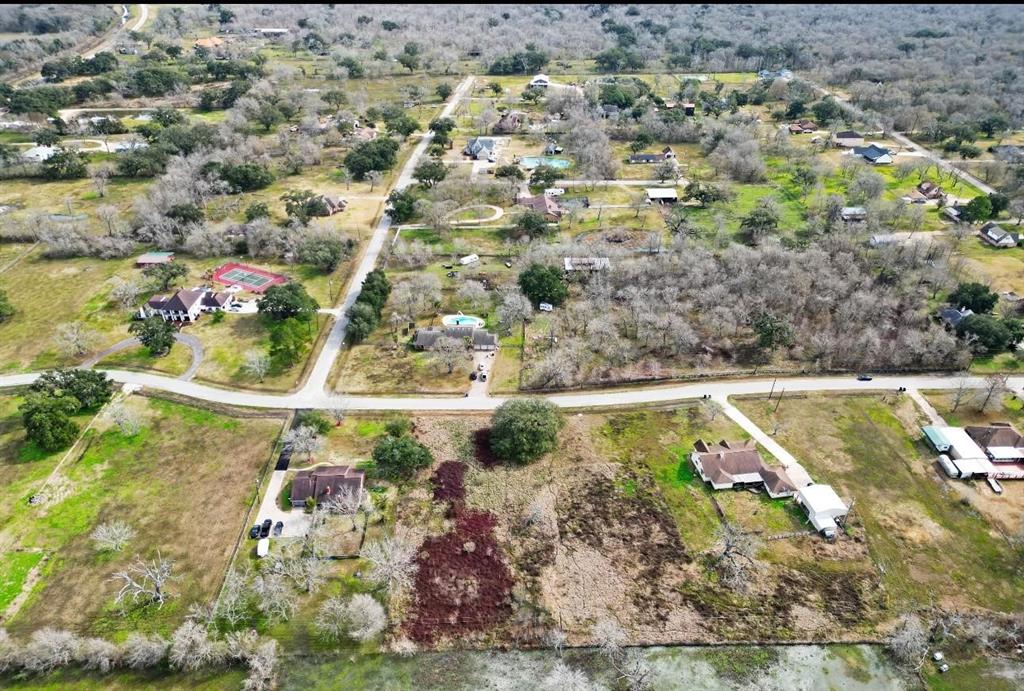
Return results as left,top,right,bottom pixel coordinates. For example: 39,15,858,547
431,461,467,504
473,428,502,468
405,509,515,645
578,228,652,249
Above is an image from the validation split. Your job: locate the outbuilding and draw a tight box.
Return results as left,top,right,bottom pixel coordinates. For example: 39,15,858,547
795,484,849,539
645,188,678,204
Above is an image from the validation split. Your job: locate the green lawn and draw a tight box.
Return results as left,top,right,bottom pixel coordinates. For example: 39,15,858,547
0,551,43,613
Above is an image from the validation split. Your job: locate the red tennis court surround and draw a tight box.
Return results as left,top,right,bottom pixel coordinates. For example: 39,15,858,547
211,262,287,293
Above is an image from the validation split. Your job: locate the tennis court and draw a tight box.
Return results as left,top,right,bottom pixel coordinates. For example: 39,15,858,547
211,262,287,293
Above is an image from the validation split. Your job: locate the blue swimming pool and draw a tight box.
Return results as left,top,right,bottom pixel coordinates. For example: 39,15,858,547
442,314,486,328
519,156,571,169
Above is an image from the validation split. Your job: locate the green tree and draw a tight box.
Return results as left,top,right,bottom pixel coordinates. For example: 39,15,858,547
255,103,284,131
629,132,654,153
961,195,993,223
298,236,350,272
435,82,453,100
30,369,112,410
143,262,188,291
345,302,379,344
514,210,553,239
683,181,729,207
129,317,176,356
297,410,332,435
739,199,780,242
494,165,524,180
372,433,433,481
518,263,567,307
0,287,13,322
41,148,87,180
529,164,561,188
20,393,81,451
33,128,61,146
397,52,419,73
268,317,311,369
386,189,417,223
344,137,400,180
948,282,998,313
413,159,448,187
958,314,1015,353
258,282,319,321
281,190,329,223
245,202,270,222
751,312,794,351
385,113,419,138
489,398,564,464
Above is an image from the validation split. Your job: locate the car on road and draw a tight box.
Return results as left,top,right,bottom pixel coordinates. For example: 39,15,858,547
856,374,873,381
259,519,272,538
249,524,260,539
273,521,284,536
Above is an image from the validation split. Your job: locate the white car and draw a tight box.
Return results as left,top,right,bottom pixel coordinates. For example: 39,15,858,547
539,302,554,312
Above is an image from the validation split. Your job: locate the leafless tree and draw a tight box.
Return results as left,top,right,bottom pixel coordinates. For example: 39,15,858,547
366,170,383,192
107,403,143,436
243,349,271,382
111,552,176,608
544,627,567,656
216,568,252,629
90,519,135,552
431,335,470,374
328,403,348,427
243,639,279,691
393,273,442,318
456,280,490,312
543,661,596,691
121,633,168,669
168,621,223,672
250,572,297,622
109,277,143,310
887,613,929,669
76,637,120,673
976,374,1009,412
497,288,533,332
591,617,651,690
0,629,19,674
950,373,972,412
315,593,386,641
361,530,419,595
53,321,98,357
654,159,680,184
283,425,324,461
710,523,760,591
91,166,111,198
20,628,80,674
703,399,724,421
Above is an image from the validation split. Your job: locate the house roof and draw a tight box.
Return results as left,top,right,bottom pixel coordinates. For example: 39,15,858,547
629,153,662,162
645,187,678,199
796,484,847,515
965,424,1024,450
518,194,563,217
136,251,174,265
981,221,1011,241
564,257,611,271
853,144,892,162
938,306,974,327
201,291,231,308
835,130,863,139
290,465,364,505
413,326,497,349
147,289,203,313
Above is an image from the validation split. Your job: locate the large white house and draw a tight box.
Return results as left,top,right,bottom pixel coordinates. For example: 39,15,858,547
144,288,235,323
795,484,849,539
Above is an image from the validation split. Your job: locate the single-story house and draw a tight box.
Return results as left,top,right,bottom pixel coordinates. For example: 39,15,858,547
852,144,893,165
691,439,805,499
600,104,621,120
979,221,1017,248
252,28,290,37
323,197,348,216
645,188,678,204
943,206,964,223
529,74,551,88
759,68,793,81
795,484,849,538
629,146,675,164
144,288,235,323
918,181,943,200
564,257,611,272
833,130,865,148
938,306,974,329
135,251,175,267
788,120,818,134
290,465,365,508
517,194,564,220
413,325,498,351
543,141,563,155
868,234,899,247
459,253,479,266
841,206,867,222
21,145,57,162
494,110,525,134
194,36,226,52
463,137,496,160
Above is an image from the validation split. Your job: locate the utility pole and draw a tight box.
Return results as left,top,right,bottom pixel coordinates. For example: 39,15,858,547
774,387,785,413
768,377,777,401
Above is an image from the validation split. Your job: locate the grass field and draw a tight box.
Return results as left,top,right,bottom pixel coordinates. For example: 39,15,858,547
736,393,1024,612
0,394,286,638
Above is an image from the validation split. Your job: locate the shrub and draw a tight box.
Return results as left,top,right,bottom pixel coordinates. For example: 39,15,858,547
489,398,564,464
372,434,433,481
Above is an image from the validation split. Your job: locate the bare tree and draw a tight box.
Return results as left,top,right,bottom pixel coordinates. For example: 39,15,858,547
107,402,143,436
243,639,279,691
315,594,386,641
53,321,98,357
710,523,760,591
76,637,120,673
20,628,80,674
543,661,596,691
216,568,252,629
91,166,111,198
361,530,419,595
243,349,271,382
0,629,19,674
950,373,972,412
283,425,324,461
431,335,469,374
250,572,297,622
90,520,136,552
328,402,348,427
888,613,929,669
591,617,651,691
703,398,724,422
497,288,533,332
366,170,383,192
121,633,169,669
456,280,490,312
109,277,143,310
111,552,176,608
168,621,222,672
976,374,1009,412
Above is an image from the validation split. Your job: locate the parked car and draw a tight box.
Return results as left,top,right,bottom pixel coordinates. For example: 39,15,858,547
256,538,270,558
260,519,273,538
480,373,487,382
478,363,485,371
249,524,260,539
469,372,478,381
273,521,284,536
856,374,873,381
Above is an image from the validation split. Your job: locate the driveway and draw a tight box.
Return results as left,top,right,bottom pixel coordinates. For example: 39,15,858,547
254,470,312,539
79,332,204,381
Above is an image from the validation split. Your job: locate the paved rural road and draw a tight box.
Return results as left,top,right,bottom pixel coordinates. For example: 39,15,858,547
298,75,475,397
79,333,204,381
555,179,686,187
0,371,1017,412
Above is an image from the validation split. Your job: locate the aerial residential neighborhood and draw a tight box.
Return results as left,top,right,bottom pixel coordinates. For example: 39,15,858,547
0,3,1023,689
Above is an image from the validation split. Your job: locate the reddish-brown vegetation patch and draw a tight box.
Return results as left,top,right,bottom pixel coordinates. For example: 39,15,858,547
473,428,502,468
406,509,515,644
431,461,467,503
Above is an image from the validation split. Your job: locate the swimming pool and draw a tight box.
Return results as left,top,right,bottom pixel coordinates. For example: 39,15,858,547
519,156,571,169
442,314,486,328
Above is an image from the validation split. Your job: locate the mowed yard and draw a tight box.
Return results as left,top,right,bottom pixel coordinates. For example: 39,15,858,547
0,393,286,638
735,393,1024,613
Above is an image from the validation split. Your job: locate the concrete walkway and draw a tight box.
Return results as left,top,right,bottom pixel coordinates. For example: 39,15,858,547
908,388,946,426
80,333,204,381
